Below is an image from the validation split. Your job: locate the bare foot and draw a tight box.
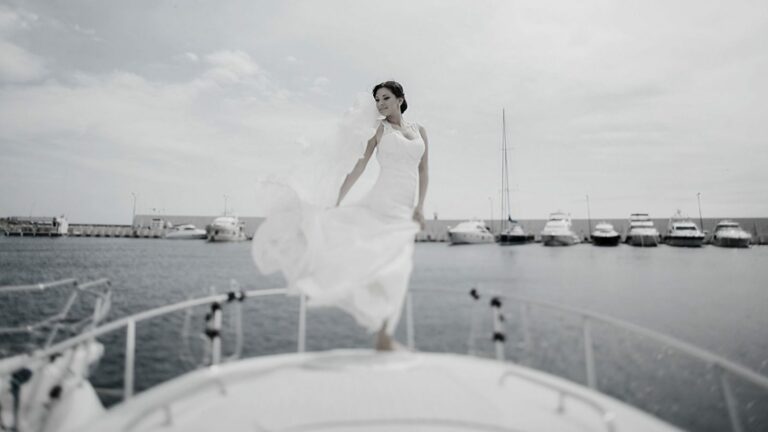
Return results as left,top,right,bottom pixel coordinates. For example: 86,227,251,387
375,329,395,351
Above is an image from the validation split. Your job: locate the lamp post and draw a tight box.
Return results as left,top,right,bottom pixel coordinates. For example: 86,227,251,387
697,192,704,232
131,193,137,228
488,197,494,234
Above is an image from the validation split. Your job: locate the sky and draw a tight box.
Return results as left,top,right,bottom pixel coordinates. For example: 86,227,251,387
1,0,767,224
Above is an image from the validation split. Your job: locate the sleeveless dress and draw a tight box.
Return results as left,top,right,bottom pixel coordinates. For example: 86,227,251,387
252,118,425,334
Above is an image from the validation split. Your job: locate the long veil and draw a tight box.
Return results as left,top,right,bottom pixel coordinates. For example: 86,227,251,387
252,94,381,277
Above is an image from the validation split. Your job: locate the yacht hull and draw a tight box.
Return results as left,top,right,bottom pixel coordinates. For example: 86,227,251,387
541,234,580,246
166,232,207,240
591,235,621,246
448,232,494,244
665,236,704,247
626,234,660,247
498,234,534,245
207,231,246,242
713,237,751,248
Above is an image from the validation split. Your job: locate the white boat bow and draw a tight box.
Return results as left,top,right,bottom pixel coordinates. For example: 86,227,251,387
3,280,767,432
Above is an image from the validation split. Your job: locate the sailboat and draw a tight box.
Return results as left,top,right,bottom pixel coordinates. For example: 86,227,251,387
497,109,533,245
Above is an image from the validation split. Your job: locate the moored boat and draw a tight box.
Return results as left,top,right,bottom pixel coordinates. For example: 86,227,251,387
498,221,535,245
448,220,494,244
625,213,660,247
495,110,534,246
165,224,207,240
591,221,621,246
207,216,247,242
540,212,580,246
712,220,752,248
664,212,705,247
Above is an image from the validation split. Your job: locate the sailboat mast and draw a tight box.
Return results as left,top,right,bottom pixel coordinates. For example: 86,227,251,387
500,109,509,232
499,109,504,234
586,194,592,240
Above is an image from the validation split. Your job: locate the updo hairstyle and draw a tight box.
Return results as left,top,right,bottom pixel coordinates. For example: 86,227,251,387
372,81,408,113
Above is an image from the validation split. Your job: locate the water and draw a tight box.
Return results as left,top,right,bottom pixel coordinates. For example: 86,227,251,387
1,237,767,431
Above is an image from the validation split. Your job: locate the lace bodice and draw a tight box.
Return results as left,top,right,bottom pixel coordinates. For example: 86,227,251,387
359,119,424,218
377,119,424,169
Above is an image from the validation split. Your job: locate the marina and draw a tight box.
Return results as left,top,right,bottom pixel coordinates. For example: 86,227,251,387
3,215,768,245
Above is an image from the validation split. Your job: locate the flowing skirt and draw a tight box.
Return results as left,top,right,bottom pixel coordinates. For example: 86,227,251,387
252,189,419,334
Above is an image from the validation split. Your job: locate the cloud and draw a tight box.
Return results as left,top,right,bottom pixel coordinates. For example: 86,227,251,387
177,52,199,63
0,48,342,221
0,6,38,33
0,40,46,82
0,6,45,82
203,50,261,82
310,76,330,95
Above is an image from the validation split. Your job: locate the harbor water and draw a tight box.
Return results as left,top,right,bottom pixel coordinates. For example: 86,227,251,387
1,237,767,431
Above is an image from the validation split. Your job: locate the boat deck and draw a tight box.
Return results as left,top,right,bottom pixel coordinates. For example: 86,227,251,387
81,350,680,432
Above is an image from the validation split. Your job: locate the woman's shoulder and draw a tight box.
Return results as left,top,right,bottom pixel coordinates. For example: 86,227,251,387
403,118,424,131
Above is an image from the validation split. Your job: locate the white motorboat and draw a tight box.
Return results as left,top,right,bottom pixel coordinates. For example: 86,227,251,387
447,220,494,244
165,224,207,240
664,212,705,247
625,213,660,247
206,216,247,242
540,212,580,246
5,278,766,432
590,221,621,246
712,220,752,248
498,222,534,244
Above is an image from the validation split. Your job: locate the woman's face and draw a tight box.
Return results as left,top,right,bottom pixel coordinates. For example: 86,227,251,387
375,87,401,116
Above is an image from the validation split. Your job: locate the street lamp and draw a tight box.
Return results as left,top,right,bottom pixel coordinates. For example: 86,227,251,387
697,192,704,232
488,197,494,234
586,194,592,240
131,192,137,227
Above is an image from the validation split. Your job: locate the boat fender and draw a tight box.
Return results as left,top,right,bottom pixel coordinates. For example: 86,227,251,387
469,288,480,301
49,384,62,400
226,291,246,303
10,367,33,428
204,302,222,339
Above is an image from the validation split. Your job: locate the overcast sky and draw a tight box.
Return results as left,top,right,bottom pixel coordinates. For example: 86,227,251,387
1,0,766,224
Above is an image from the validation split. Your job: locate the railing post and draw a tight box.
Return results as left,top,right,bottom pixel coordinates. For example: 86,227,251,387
405,292,415,350
519,303,532,365
717,366,744,432
491,297,505,361
583,316,597,389
124,321,135,400
298,295,306,353
205,303,222,365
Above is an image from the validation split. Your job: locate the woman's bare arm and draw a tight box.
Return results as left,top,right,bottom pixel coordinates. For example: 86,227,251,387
336,124,383,206
413,125,429,228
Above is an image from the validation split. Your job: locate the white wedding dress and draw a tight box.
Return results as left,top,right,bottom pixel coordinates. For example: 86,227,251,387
252,118,424,334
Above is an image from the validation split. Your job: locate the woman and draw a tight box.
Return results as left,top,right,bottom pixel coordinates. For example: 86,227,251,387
252,81,429,350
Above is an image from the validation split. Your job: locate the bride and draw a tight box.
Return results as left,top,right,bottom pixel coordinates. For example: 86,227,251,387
252,80,429,350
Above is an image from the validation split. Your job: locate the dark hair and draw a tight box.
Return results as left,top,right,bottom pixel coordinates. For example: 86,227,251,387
372,81,408,113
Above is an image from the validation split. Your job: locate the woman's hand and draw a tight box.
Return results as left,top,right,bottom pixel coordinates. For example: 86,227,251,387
412,207,425,230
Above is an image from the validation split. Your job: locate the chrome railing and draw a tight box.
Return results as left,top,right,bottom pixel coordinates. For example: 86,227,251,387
3,280,768,432
499,368,616,432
